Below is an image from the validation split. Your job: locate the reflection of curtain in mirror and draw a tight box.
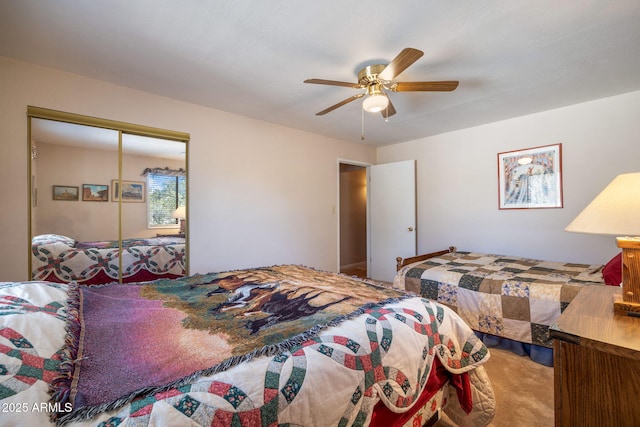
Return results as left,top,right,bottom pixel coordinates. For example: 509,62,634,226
141,167,186,177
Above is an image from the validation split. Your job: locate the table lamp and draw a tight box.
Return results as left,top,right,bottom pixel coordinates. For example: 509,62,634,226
172,206,186,235
565,172,640,316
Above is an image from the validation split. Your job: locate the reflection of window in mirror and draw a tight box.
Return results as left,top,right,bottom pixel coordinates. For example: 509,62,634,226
144,168,187,235
28,107,189,284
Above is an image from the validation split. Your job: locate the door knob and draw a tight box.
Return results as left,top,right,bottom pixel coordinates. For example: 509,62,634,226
407,227,414,232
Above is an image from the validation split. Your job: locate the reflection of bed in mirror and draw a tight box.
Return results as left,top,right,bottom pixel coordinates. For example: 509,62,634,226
32,233,186,284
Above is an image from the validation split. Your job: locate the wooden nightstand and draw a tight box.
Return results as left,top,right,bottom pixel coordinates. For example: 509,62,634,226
550,285,640,426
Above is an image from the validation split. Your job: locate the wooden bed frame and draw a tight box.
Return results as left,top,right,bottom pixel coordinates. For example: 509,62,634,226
396,246,457,271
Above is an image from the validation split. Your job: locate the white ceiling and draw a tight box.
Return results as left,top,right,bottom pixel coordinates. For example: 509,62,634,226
2,1,640,147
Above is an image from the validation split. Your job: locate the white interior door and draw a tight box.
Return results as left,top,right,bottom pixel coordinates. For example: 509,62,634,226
368,160,416,282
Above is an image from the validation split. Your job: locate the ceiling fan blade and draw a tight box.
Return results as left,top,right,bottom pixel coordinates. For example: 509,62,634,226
391,81,459,92
304,78,363,89
381,96,396,118
378,48,424,81
316,93,365,115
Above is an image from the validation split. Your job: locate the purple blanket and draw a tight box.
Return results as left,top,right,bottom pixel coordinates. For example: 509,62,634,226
53,265,404,424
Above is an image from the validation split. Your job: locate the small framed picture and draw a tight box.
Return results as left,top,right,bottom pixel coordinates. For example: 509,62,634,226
82,184,109,202
112,180,145,202
53,185,79,201
498,143,563,209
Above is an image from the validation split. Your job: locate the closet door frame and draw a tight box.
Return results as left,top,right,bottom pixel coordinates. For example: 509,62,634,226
27,106,190,281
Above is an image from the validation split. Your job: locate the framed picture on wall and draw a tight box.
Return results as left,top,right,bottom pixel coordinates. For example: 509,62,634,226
112,180,145,202
82,184,109,202
52,185,79,201
498,143,563,209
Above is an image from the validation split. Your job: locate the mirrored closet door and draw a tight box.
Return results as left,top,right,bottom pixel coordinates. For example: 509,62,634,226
28,107,189,284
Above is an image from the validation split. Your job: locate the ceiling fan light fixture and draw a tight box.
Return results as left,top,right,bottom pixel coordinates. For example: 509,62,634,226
304,48,458,119
362,93,389,113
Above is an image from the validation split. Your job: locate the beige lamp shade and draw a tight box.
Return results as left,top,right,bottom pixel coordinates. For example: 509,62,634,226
565,173,640,236
172,206,186,220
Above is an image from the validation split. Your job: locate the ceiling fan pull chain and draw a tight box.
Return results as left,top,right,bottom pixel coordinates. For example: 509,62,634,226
361,107,365,140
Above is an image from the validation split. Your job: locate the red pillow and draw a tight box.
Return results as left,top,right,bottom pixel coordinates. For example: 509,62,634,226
602,252,622,286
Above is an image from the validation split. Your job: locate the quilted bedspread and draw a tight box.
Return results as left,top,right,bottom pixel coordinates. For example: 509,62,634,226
0,267,495,427
394,251,605,348
31,234,185,284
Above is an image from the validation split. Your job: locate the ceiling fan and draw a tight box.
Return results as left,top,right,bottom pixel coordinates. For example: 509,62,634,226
304,48,458,118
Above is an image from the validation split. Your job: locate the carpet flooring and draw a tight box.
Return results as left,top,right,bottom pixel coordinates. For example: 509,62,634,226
435,348,555,426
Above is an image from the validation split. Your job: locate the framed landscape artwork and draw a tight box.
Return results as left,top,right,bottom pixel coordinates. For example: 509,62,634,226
498,143,563,209
82,184,109,202
112,180,145,202
52,185,79,201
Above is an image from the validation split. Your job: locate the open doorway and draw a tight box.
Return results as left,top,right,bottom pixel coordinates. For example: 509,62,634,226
339,162,368,279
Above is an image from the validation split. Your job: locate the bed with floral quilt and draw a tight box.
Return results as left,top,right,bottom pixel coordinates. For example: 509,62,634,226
0,265,495,426
394,248,606,366
31,234,185,285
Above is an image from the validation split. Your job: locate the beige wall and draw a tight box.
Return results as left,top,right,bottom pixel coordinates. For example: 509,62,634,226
0,57,376,281
34,142,184,241
34,142,119,240
377,90,640,265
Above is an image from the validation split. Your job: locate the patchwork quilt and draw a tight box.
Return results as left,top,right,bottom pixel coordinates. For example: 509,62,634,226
0,266,495,426
394,251,605,348
31,234,185,284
